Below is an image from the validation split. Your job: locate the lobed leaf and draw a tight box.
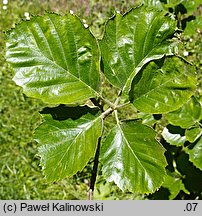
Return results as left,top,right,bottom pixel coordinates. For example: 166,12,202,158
6,13,100,104
100,121,167,194
35,112,103,181
99,6,176,92
130,57,196,114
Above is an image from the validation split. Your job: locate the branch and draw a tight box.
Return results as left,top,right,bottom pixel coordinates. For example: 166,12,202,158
98,94,115,109
88,137,101,200
102,107,114,119
116,101,130,109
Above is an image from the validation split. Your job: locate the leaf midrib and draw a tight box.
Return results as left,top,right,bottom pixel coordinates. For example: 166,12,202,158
15,19,98,95
117,123,148,175
133,70,190,103
50,116,101,176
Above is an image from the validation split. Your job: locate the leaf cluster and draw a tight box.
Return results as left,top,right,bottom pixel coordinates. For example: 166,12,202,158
5,2,201,197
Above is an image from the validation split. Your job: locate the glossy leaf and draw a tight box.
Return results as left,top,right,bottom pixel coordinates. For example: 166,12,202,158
137,112,158,127
162,126,186,146
165,96,201,128
185,126,202,143
130,57,196,114
99,6,176,92
35,112,103,181
100,121,167,194
6,13,100,104
186,138,202,171
162,171,189,200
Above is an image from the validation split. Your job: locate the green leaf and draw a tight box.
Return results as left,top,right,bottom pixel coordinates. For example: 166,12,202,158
94,182,114,200
162,125,186,146
35,112,103,181
165,96,201,128
167,0,184,7
130,57,196,114
100,121,167,194
99,6,176,92
141,0,164,10
6,13,100,104
181,0,202,16
185,126,202,143
137,112,158,127
186,138,202,171
162,171,189,200
183,16,202,36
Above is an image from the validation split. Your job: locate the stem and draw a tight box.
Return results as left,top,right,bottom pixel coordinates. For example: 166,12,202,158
87,92,124,199
114,109,120,124
102,107,114,119
113,90,122,106
88,137,101,200
98,94,115,109
116,101,130,109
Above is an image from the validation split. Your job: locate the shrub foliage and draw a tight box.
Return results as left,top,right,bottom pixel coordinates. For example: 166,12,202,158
5,1,202,199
